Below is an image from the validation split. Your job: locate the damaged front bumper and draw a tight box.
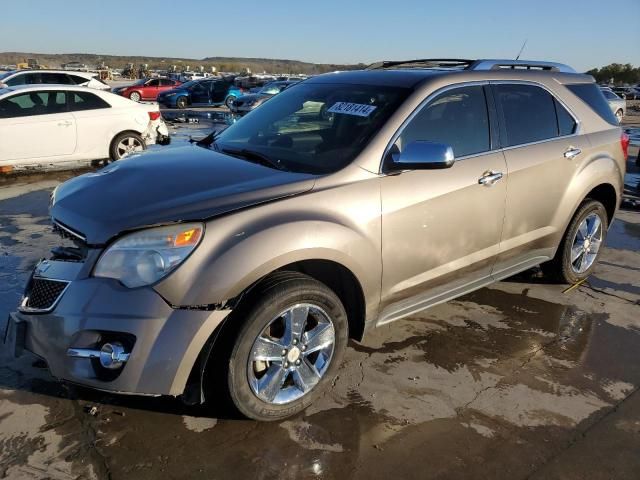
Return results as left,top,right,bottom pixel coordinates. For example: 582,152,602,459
5,257,230,397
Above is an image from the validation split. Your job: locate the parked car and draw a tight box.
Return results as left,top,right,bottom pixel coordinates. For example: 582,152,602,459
113,78,182,102
600,87,626,123
230,80,299,115
157,78,242,109
0,84,169,169
620,87,640,100
7,59,627,421
0,70,110,91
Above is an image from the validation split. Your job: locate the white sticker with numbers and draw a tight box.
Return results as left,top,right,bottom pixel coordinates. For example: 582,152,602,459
327,102,377,117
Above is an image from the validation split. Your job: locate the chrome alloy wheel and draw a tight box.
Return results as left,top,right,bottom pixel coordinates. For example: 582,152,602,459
248,303,336,405
571,212,603,274
116,136,144,158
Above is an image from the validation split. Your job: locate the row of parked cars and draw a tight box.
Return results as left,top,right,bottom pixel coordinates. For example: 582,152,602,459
0,69,170,171
111,75,298,113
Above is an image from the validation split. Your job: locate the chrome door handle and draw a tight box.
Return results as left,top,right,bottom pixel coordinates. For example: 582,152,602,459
478,171,503,186
57,120,72,127
564,147,582,159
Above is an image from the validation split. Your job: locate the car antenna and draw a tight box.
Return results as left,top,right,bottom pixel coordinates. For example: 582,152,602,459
515,39,528,60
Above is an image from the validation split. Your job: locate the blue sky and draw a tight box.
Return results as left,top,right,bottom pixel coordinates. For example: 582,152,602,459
2,0,639,71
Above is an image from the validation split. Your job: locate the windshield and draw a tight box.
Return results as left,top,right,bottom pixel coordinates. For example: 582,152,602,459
131,79,147,86
215,82,410,174
259,83,284,95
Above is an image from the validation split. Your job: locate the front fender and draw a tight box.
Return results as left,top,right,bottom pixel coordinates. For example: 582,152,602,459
154,214,381,310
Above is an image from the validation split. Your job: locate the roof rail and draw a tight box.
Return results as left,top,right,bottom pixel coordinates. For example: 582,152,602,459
365,58,576,74
468,59,576,73
365,59,474,70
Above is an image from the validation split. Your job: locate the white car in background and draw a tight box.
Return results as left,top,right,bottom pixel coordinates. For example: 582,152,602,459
0,70,111,91
0,85,170,171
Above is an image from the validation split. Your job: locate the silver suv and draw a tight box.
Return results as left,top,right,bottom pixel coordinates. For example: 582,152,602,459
7,59,628,421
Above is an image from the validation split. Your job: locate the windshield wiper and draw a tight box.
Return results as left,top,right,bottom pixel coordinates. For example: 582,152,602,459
221,147,287,171
190,130,219,148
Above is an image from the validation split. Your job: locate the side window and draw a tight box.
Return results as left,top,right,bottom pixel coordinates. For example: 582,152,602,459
0,91,66,118
213,82,227,92
396,85,490,158
554,99,576,136
158,79,172,86
146,79,160,87
68,91,110,111
41,73,72,84
494,84,558,147
6,74,27,86
566,84,618,125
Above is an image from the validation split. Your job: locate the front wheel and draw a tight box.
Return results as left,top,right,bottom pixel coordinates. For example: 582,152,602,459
176,96,188,109
212,272,348,421
543,200,608,284
129,91,141,102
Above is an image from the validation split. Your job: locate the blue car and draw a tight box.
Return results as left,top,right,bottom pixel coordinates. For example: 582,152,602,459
157,78,243,109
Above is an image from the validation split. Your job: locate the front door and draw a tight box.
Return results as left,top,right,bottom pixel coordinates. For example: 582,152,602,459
190,81,212,105
0,90,76,163
379,84,507,324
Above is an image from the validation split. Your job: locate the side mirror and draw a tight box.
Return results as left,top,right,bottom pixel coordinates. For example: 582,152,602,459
388,141,455,170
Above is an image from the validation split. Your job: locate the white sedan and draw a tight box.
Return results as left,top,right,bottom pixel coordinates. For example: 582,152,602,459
0,85,170,172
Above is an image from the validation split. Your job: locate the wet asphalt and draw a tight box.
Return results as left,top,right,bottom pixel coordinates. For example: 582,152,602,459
0,122,639,479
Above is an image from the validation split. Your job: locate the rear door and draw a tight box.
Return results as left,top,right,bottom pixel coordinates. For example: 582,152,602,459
0,90,75,163
190,81,212,104
67,90,115,158
379,84,507,323
490,82,588,275
142,79,160,100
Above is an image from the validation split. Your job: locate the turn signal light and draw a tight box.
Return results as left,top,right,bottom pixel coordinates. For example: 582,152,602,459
148,111,161,121
173,227,202,247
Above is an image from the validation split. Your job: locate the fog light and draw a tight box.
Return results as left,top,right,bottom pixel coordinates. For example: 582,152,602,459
99,342,130,369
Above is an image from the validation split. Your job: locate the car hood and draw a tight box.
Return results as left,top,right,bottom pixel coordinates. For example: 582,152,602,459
51,145,317,245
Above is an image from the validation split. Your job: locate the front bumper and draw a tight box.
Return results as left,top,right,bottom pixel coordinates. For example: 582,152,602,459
6,263,230,396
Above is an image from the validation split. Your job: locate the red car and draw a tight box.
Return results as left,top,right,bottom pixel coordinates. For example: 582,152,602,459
114,78,182,102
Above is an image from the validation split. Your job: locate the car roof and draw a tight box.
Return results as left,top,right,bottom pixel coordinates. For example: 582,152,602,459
0,84,102,95
4,69,94,77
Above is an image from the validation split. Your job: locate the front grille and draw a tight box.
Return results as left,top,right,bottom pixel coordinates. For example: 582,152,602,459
23,278,69,311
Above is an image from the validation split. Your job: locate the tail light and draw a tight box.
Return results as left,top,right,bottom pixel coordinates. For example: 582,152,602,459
621,131,629,160
148,111,161,121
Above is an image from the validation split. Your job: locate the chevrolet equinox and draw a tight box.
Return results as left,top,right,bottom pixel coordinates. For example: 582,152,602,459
7,59,629,421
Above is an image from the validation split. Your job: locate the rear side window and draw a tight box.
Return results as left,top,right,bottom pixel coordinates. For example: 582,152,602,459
566,84,618,125
554,99,577,136
68,75,89,85
397,85,490,158
68,91,110,111
494,84,558,147
41,73,72,84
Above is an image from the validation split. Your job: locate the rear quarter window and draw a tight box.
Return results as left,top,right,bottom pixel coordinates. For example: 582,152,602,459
566,84,618,125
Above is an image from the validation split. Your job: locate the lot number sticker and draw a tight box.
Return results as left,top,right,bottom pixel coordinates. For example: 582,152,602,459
327,102,377,117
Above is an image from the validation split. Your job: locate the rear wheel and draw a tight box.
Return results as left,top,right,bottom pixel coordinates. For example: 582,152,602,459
208,272,348,421
543,200,608,284
615,109,624,123
129,91,141,102
176,96,188,109
225,95,236,109
109,132,145,160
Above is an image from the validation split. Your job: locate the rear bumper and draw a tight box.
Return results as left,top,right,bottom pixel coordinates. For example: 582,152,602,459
7,274,230,396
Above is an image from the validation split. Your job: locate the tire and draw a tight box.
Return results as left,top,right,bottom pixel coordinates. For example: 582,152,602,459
225,95,236,109
615,109,624,123
109,132,146,161
543,200,608,284
129,91,141,102
176,96,188,109
209,271,348,421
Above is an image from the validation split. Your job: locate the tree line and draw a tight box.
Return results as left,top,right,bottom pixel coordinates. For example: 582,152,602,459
586,63,640,85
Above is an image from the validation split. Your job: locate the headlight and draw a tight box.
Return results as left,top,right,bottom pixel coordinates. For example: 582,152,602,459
94,223,203,288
